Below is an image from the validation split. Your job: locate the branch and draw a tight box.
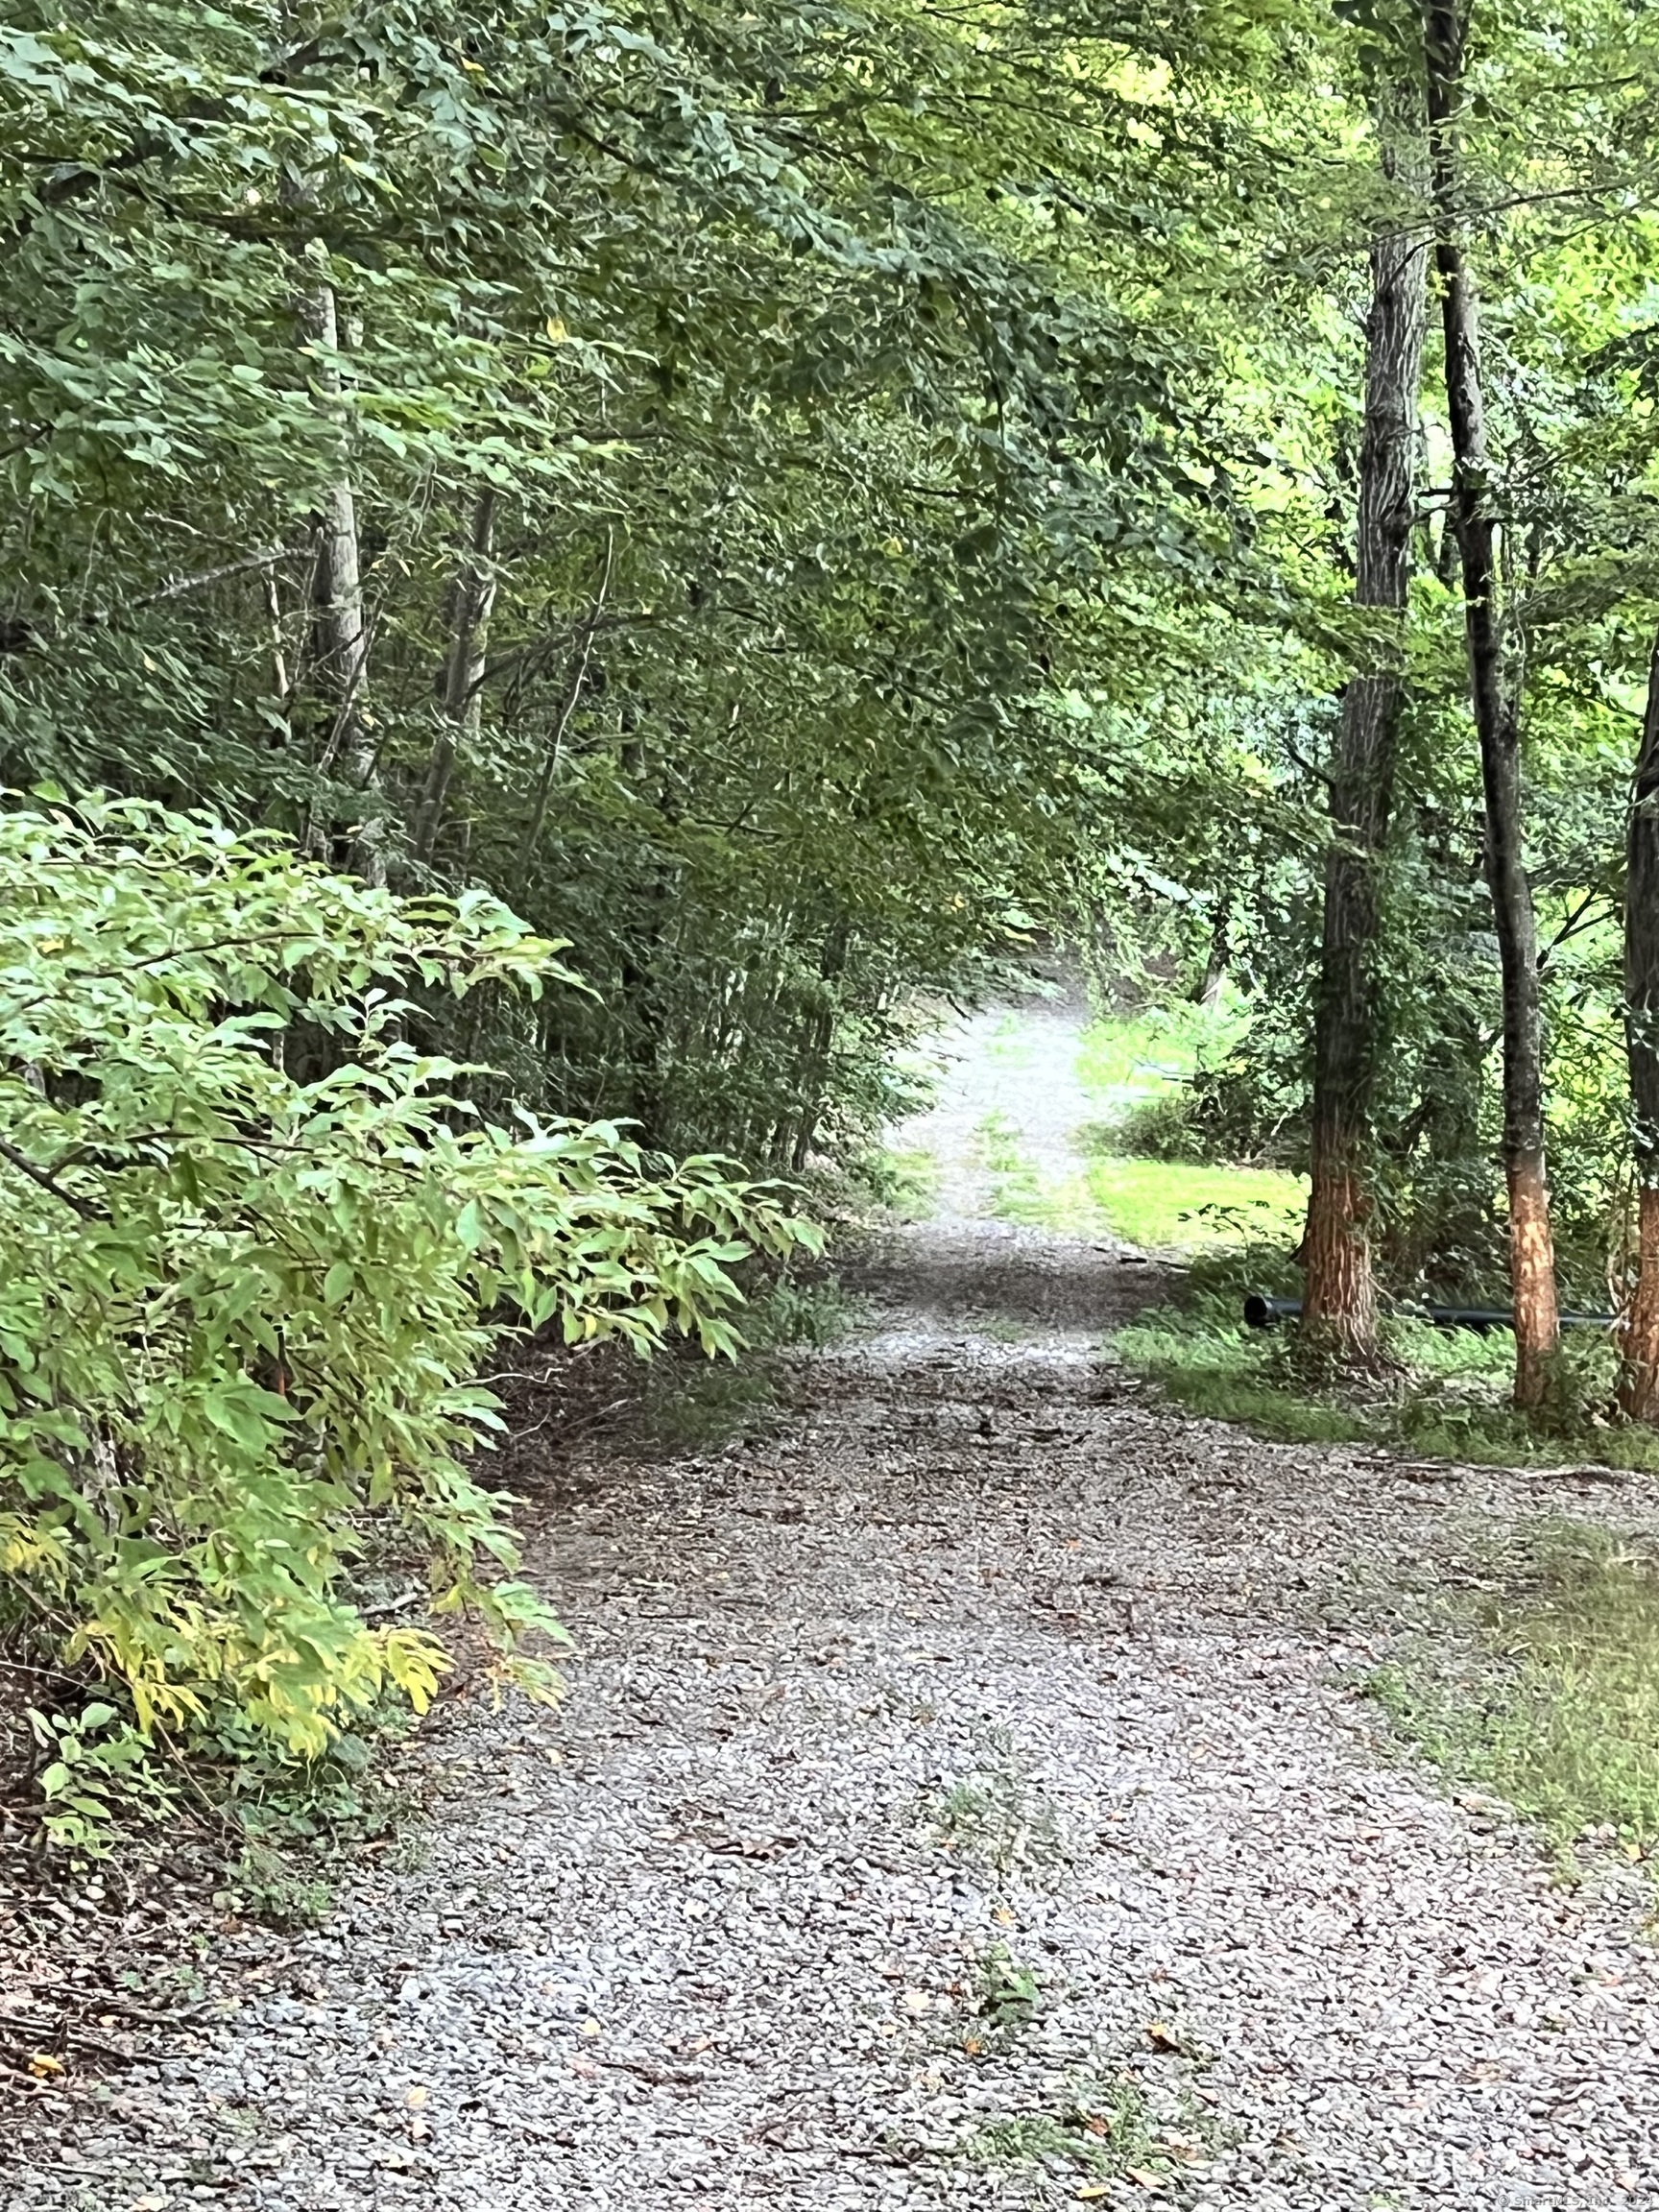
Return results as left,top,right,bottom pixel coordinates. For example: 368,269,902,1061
0,1135,103,1220
1284,738,1334,789
1538,891,1611,971
86,545,303,623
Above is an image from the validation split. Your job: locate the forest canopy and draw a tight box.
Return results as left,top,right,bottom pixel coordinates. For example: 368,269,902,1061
5,0,1659,1827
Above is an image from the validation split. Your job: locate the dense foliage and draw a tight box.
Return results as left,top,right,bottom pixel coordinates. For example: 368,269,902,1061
0,0,1276,1162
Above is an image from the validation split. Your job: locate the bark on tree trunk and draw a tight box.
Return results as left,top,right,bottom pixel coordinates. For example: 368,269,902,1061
1426,0,1558,1407
1620,631,1659,1416
419,488,497,861
1302,107,1429,1359
298,277,383,887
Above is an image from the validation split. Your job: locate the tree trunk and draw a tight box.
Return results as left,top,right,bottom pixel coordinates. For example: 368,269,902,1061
1196,895,1231,1012
1425,0,1558,1407
1621,631,1659,1416
419,488,497,862
1302,108,1429,1359
298,278,383,887
515,531,614,885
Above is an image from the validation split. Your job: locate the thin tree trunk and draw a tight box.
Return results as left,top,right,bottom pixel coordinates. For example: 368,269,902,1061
515,530,614,885
418,487,497,862
1196,895,1231,1013
297,278,383,886
1621,630,1659,1415
1302,107,1429,1359
261,566,292,742
1426,0,1558,1407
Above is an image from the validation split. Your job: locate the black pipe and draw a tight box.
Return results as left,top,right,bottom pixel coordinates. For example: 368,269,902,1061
1242,1292,1616,1334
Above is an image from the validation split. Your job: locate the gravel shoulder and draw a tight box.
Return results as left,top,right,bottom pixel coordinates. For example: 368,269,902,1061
12,999,1659,2210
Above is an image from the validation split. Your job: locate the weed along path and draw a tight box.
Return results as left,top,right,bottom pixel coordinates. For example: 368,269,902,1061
18,999,1659,2212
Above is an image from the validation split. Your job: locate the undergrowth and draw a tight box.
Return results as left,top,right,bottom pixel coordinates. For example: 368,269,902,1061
638,1270,856,1451
1367,1525,1659,1863
1113,1250,1659,1474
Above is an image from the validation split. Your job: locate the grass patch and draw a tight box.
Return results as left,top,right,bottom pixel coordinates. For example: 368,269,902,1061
640,1350,781,1451
1368,1525,1659,1860
639,1270,857,1451
1076,1003,1242,1118
929,1757,1070,1875
978,1111,1306,1253
971,1942,1045,2034
1113,1257,1659,1474
957,2072,1210,2186
1073,1152,1306,1252
851,1143,941,1222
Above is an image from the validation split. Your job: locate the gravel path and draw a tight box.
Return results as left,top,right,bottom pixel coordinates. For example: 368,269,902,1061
13,999,1659,2210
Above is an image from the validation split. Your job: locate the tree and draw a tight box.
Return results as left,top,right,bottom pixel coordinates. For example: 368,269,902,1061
1302,89,1429,1360
1622,631,1659,1414
1425,0,1559,1405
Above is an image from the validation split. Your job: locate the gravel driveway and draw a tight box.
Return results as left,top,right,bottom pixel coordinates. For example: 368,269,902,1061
12,998,1659,2210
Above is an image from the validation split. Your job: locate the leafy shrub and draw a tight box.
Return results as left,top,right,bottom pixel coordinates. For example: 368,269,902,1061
0,794,817,1796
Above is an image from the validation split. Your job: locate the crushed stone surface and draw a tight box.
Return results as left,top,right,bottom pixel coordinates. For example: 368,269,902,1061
12,1000,1659,2210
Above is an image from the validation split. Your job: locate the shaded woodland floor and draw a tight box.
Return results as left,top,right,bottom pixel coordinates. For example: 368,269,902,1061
12,998,1659,2209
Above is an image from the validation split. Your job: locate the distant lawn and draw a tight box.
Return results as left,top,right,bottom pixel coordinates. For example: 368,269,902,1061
1075,1001,1243,1117
979,1107,1306,1253
1075,1153,1306,1251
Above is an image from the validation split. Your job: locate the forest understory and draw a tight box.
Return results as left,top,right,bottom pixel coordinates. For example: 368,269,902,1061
9,998,1659,2212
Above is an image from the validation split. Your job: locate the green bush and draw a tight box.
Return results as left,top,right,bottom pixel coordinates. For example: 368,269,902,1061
0,794,816,1833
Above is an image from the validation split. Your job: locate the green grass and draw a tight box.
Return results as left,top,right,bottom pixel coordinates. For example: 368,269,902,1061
854,1143,941,1221
929,1763,1070,1876
971,1942,1045,2033
979,1107,1306,1253
956,2072,1210,2187
1369,1525,1659,1860
1075,1154,1305,1251
1075,1001,1243,1116
1113,1283,1659,1473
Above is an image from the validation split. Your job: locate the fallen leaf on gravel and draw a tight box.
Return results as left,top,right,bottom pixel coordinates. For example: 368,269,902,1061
1144,2020,1187,2054
900,1989,933,2014
580,2018,603,2037
27,2051,64,2077
1075,2188,1112,2203
405,2086,428,2106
